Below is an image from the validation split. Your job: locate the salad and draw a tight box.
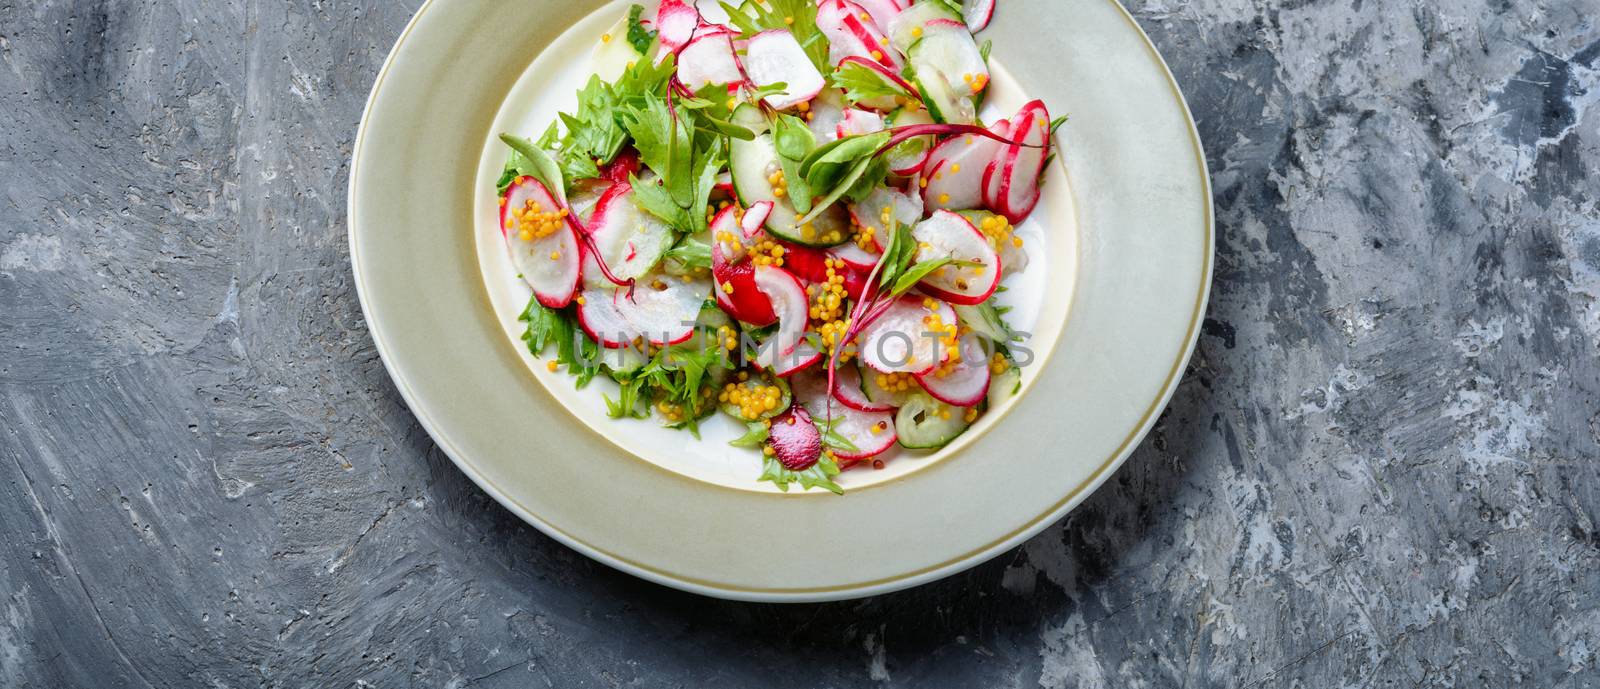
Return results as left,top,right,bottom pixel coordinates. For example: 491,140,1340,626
496,0,1060,494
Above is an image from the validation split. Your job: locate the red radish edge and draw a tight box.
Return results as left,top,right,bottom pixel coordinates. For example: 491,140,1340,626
768,406,822,470
962,0,995,32
836,56,918,96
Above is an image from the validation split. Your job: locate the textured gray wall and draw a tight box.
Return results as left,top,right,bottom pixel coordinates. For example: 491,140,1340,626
3,0,1599,687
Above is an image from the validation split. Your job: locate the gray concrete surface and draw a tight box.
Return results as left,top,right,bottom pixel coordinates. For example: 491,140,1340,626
3,0,1600,686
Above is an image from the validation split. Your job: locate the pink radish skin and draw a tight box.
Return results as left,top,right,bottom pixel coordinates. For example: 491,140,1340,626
583,183,674,288
828,242,882,272
752,265,809,356
914,331,990,406
743,30,826,109
840,10,902,70
828,363,894,412
789,368,897,458
962,0,995,32
921,120,1008,212
981,118,1015,209
677,32,743,89
858,296,958,374
910,210,1001,306
997,100,1051,223
501,178,581,308
767,406,823,470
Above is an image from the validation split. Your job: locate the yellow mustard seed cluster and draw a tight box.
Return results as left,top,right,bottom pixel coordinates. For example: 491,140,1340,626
978,213,1024,249
748,237,787,267
989,352,1010,375
874,371,917,394
808,258,850,322
961,72,990,94
503,183,568,244
769,168,789,199
850,205,893,251
717,325,740,352
817,319,852,361
656,399,686,423
798,221,843,244
720,376,784,420
964,406,980,422
921,297,961,369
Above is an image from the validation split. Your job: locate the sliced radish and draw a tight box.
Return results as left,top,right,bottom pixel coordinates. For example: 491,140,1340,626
752,265,809,356
712,254,776,327
922,120,1008,212
828,242,882,272
741,200,773,238
841,9,902,70
997,100,1051,223
837,108,886,138
713,171,737,202
910,210,1000,305
755,338,823,377
914,331,990,406
655,0,700,52
576,287,636,348
710,205,747,262
807,88,847,143
743,29,825,109
833,56,917,110
883,108,936,174
858,296,957,374
790,368,897,458
962,0,995,32
677,32,743,89
847,185,922,250
853,0,907,33
612,276,708,346
829,362,894,412
501,178,581,307
583,183,674,288
767,406,822,470
818,0,876,67
981,118,1015,209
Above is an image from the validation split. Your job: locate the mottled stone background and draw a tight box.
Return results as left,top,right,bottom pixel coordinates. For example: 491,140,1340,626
2,0,1598,686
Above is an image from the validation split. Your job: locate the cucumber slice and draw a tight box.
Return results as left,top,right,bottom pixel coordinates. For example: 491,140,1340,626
728,111,852,247
887,1,961,53
952,300,1012,343
895,393,971,449
909,59,973,124
719,371,793,422
986,366,1021,410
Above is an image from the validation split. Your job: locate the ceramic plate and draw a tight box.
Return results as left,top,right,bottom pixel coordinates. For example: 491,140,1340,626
350,0,1211,601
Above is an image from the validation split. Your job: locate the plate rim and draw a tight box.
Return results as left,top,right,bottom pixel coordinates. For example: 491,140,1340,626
348,0,1214,601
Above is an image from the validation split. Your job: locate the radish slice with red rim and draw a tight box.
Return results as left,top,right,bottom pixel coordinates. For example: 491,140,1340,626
981,118,1015,209
997,100,1051,223
840,5,902,70
743,30,826,109
827,242,881,272
752,265,809,356
655,0,700,51
828,362,894,412
858,295,958,374
914,331,990,406
741,200,773,238
677,32,743,89
833,56,917,110
583,183,675,288
910,210,1000,305
501,178,581,308
922,120,1007,212
576,287,637,348
591,276,709,347
852,0,906,33
962,0,995,32
790,368,898,458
